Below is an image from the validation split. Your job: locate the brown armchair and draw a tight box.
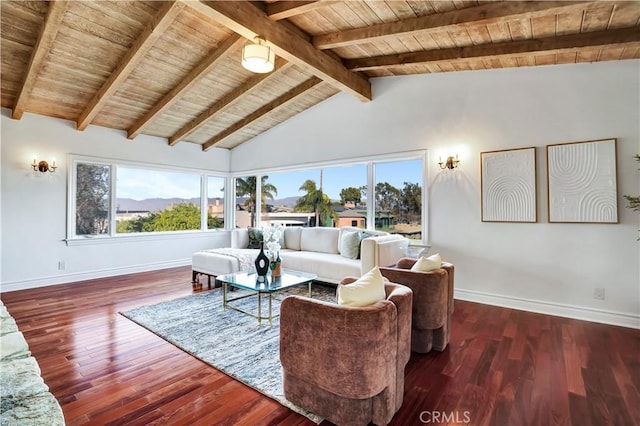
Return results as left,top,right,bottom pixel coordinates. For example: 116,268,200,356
279,282,412,426
380,258,454,353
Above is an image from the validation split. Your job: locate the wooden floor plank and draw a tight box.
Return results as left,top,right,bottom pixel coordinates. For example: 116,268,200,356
2,266,639,425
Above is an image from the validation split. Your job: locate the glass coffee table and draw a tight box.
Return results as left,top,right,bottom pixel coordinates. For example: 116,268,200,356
215,269,317,325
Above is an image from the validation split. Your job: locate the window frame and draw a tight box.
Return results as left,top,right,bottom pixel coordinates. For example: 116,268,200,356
371,157,426,238
66,154,229,246
231,150,429,244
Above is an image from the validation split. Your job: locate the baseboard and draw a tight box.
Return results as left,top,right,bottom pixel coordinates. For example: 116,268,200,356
0,259,192,292
455,288,640,329
4,267,639,329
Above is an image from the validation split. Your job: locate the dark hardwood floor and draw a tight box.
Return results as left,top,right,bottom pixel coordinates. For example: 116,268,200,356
1,266,638,425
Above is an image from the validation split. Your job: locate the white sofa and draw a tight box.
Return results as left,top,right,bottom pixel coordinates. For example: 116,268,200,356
192,226,409,285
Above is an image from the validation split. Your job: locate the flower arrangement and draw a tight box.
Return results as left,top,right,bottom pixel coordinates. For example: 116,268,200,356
262,223,284,261
263,224,284,277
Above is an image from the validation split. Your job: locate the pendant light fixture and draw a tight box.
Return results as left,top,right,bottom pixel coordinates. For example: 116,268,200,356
241,37,275,73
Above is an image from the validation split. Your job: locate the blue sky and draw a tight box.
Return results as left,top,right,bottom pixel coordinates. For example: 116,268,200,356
264,160,422,200
116,160,422,201
117,167,202,200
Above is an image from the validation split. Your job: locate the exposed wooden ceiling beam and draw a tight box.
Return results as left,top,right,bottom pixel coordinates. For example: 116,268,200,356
187,1,371,102
313,1,595,50
169,58,291,146
266,1,337,20
345,27,640,71
127,34,243,139
76,1,184,131
12,0,68,120
202,76,322,151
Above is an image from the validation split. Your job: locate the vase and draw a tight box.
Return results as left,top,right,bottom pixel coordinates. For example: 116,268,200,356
254,242,270,281
272,260,282,278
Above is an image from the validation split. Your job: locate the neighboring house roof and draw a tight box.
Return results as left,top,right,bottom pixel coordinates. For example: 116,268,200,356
337,209,366,218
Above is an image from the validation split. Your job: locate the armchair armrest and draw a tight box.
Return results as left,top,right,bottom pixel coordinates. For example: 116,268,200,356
280,296,397,399
379,267,448,330
396,257,417,269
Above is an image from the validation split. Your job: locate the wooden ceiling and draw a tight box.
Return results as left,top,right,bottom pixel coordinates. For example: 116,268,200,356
2,1,639,151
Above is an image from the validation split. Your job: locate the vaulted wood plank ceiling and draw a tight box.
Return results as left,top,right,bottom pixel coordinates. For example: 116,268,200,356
2,1,639,151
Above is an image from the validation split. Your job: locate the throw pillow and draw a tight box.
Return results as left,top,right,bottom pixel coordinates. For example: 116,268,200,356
337,266,386,307
411,253,442,272
356,231,375,259
247,227,263,249
340,230,360,259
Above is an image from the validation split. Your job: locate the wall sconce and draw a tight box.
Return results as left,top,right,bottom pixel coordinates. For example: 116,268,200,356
31,158,57,173
241,37,275,73
438,155,460,170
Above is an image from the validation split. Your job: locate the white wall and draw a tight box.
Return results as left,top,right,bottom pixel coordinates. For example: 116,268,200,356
1,110,230,291
231,60,640,327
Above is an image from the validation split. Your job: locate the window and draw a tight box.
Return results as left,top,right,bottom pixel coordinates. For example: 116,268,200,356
374,159,423,239
207,176,225,230
264,165,367,228
68,155,226,241
116,167,201,233
323,164,366,228
75,162,111,236
235,175,256,228
242,152,425,240
261,169,319,227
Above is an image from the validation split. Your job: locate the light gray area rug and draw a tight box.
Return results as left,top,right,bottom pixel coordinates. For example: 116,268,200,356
121,284,337,424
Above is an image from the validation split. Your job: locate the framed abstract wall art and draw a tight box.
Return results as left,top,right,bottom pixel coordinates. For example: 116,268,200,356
481,147,537,222
547,139,618,223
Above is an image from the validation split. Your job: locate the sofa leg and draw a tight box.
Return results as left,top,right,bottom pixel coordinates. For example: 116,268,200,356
191,272,203,290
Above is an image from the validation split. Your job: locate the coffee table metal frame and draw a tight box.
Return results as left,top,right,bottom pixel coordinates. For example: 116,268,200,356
216,269,317,325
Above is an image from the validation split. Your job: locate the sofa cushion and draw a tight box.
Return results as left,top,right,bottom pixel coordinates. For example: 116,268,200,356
247,227,263,249
411,253,442,272
300,227,340,254
337,267,386,307
339,230,361,259
193,248,258,275
279,251,360,284
284,227,303,250
339,226,387,240
338,227,389,259
231,228,249,249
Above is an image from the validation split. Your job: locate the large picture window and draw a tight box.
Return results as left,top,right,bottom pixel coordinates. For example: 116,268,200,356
68,155,226,241
238,151,426,242
116,167,201,233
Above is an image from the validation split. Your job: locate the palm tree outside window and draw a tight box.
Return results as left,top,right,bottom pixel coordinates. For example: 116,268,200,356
235,176,278,227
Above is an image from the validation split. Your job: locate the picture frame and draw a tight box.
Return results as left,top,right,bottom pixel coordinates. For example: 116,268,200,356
481,147,537,222
547,138,618,223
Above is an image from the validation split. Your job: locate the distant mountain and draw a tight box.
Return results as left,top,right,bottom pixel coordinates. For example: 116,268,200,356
237,196,300,208
116,197,222,212
269,196,299,208
116,195,299,212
